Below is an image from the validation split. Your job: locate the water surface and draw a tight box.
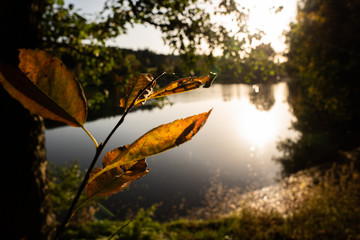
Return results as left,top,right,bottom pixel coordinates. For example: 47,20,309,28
45,82,298,220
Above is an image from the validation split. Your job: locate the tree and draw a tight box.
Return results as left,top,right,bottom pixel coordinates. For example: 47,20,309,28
41,0,252,105
240,43,279,83
0,1,55,240
276,0,360,175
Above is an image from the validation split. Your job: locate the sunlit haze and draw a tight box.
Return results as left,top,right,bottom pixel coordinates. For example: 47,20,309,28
243,0,297,53
66,0,297,55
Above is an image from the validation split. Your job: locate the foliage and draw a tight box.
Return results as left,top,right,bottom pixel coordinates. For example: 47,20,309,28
48,161,84,217
287,163,360,239
116,205,165,240
277,0,360,175
48,161,91,223
216,43,283,83
240,44,279,83
39,0,282,110
57,163,360,240
286,0,360,122
39,0,253,107
62,205,164,240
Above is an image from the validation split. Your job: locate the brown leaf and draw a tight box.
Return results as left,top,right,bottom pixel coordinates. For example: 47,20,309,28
86,146,149,199
120,73,217,108
119,73,156,109
203,72,217,88
0,49,87,127
88,109,212,184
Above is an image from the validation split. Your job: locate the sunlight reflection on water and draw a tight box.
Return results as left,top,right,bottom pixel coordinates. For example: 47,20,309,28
45,82,299,220
238,83,289,148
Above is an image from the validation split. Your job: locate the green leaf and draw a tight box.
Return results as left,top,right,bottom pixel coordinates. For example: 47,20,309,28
87,109,212,186
0,49,87,127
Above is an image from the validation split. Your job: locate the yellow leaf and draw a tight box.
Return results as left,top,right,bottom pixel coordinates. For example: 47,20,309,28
86,146,149,199
0,49,87,127
88,109,212,185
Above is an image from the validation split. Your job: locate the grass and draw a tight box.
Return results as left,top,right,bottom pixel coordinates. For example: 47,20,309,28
51,162,360,240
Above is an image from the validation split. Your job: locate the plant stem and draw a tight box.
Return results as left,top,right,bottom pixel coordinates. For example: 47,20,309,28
54,75,159,239
54,143,103,240
100,73,163,149
82,125,98,148
107,218,133,240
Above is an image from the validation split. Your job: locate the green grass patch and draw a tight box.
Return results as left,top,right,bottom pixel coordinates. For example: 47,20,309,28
52,163,360,240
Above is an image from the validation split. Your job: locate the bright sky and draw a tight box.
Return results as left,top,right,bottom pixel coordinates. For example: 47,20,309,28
66,0,297,55
243,0,297,53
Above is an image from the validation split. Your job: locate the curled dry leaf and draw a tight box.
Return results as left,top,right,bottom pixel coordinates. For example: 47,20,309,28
119,73,156,109
86,146,150,199
150,72,217,99
119,73,217,109
88,109,212,186
0,49,87,127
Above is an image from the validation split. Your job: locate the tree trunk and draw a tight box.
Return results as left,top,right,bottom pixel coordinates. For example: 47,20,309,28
0,1,54,239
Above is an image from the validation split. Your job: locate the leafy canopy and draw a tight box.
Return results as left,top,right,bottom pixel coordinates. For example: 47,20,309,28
41,0,267,108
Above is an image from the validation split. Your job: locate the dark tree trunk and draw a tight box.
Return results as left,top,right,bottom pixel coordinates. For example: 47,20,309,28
0,1,54,239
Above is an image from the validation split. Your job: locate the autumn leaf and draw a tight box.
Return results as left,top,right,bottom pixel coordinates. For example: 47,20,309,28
203,72,217,88
150,72,217,99
119,73,217,109
86,146,149,199
119,73,156,109
88,109,212,185
0,49,87,127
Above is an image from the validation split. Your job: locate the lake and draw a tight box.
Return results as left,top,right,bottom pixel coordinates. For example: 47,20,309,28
45,82,299,220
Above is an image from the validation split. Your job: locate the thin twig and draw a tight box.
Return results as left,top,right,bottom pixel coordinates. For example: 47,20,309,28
53,144,103,240
54,74,161,239
107,218,133,240
101,72,164,148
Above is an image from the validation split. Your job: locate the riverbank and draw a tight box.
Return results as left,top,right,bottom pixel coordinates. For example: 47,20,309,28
59,162,360,239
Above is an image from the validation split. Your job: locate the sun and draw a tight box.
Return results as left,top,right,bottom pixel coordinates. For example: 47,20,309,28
239,0,297,54
210,0,297,60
